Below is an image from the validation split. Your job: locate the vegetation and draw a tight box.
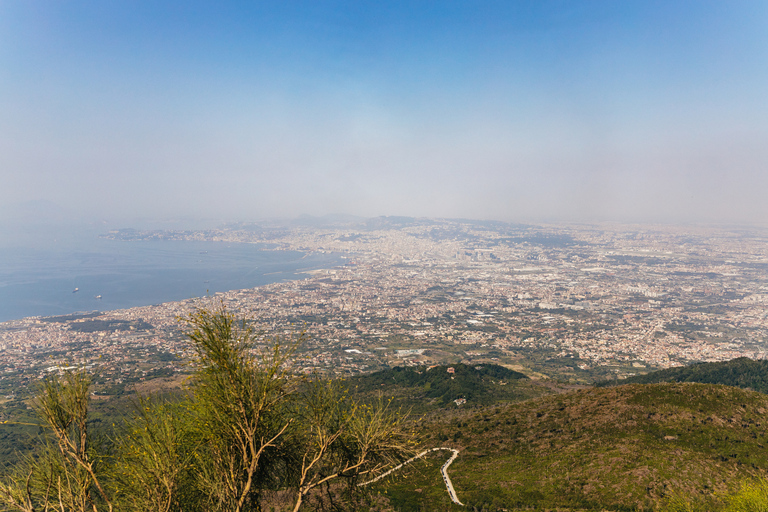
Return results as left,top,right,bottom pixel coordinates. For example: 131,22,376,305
383,382,768,511
7,313,768,512
602,357,768,394
0,305,415,512
346,363,542,413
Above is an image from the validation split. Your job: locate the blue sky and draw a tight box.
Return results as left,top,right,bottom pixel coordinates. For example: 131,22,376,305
2,1,767,225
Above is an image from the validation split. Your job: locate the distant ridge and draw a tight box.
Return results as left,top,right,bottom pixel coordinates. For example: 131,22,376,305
600,357,768,394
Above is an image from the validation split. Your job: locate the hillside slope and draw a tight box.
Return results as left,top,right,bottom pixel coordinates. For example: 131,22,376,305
604,357,768,393
383,382,768,511
346,363,551,414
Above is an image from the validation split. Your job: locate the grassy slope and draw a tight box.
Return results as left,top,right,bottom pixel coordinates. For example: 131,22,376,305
381,382,768,511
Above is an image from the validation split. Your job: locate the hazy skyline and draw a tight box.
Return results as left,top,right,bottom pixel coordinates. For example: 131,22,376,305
2,1,768,227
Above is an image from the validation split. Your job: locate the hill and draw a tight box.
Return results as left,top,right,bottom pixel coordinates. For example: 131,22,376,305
602,357,768,393
346,363,554,414
8,363,768,511
377,382,768,511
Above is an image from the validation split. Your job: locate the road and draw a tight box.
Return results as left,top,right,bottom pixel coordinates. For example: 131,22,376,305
359,447,463,506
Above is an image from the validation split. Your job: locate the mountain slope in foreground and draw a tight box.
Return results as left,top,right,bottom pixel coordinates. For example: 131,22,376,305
381,382,768,511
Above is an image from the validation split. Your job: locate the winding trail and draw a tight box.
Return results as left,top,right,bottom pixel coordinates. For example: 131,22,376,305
359,447,463,506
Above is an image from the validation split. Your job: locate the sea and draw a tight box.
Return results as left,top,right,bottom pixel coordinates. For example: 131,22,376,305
0,226,343,323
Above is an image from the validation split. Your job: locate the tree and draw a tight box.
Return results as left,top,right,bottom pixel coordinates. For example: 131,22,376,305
0,371,113,512
183,305,299,512
112,395,197,512
289,379,415,511
1,304,417,512
182,305,415,511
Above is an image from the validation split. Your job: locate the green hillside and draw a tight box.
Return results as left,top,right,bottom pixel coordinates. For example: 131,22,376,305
346,363,552,414
8,362,768,511
603,357,768,393
378,382,768,511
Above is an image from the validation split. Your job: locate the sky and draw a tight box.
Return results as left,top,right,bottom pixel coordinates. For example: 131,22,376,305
2,1,768,227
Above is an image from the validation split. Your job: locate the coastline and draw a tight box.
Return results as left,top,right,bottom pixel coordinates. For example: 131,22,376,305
0,239,345,323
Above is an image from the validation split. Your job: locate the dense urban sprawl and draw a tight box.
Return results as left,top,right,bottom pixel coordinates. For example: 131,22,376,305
2,218,767,403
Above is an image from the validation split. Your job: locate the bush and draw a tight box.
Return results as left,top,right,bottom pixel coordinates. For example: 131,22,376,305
0,304,416,512
725,479,768,512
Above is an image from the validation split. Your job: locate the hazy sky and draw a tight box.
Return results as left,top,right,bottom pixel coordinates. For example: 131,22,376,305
2,1,768,226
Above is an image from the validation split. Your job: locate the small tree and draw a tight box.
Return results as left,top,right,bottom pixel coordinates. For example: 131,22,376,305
183,305,301,512
112,395,198,512
36,371,113,512
0,371,113,512
290,379,414,511
183,305,416,511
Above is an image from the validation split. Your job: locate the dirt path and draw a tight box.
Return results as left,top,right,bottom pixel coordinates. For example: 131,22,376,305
359,447,463,506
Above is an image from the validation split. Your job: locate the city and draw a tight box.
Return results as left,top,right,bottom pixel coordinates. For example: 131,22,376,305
1,218,767,405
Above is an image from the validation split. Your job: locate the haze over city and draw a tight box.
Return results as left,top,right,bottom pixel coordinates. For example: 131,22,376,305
2,1,768,227
6,5,768,510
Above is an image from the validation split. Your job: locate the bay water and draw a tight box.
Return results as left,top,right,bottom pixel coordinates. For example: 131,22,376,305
0,228,342,323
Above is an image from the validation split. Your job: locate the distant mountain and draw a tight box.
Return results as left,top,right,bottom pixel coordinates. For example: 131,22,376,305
362,215,428,230
600,357,768,393
290,213,366,228
0,199,73,224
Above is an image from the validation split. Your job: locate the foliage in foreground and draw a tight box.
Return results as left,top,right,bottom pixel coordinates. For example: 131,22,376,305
661,478,768,512
0,305,415,512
